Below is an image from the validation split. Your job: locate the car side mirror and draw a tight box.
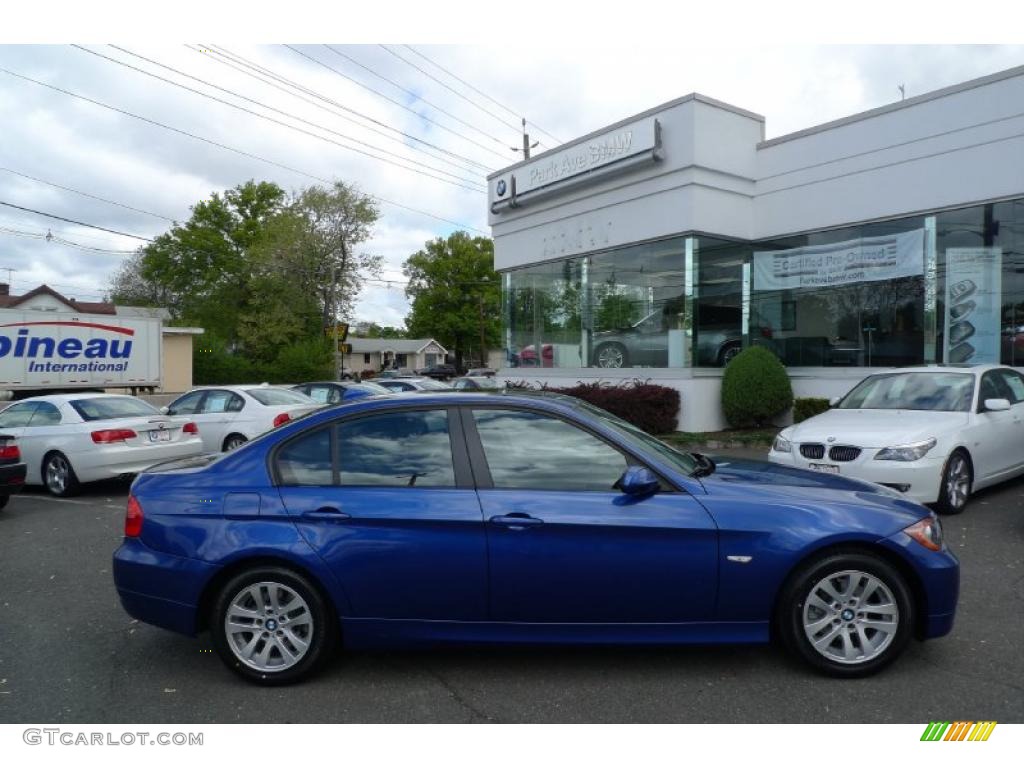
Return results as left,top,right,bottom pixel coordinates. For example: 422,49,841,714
616,466,660,497
828,396,841,407
984,397,1011,412
160,406,170,415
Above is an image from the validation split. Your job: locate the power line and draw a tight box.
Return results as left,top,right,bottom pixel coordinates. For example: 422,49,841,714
0,167,175,222
189,45,489,175
0,66,488,234
283,45,513,163
73,45,485,193
0,200,154,241
323,45,518,153
404,45,563,146
0,224,136,254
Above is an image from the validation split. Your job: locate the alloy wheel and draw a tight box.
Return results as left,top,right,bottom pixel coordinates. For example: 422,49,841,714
597,345,624,368
45,455,69,495
946,455,970,510
801,569,899,665
224,582,314,673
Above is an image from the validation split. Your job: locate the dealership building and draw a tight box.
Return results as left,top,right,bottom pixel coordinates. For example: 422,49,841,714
487,64,1024,431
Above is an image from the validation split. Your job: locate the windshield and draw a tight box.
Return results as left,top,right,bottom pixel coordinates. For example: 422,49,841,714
245,387,315,406
837,372,975,412
71,396,161,421
567,399,698,475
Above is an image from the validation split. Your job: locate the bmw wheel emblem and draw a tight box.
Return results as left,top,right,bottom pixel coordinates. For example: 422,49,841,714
496,179,507,197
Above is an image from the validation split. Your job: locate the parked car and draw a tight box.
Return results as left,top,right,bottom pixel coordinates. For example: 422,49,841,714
163,385,319,453
114,391,958,684
416,363,458,380
376,369,417,379
0,394,203,497
291,381,391,404
769,365,1024,515
466,368,496,377
0,433,26,509
450,376,502,391
375,377,451,393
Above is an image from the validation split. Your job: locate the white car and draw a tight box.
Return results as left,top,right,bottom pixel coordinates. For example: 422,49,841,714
164,385,319,453
0,393,204,497
769,365,1024,514
374,377,451,393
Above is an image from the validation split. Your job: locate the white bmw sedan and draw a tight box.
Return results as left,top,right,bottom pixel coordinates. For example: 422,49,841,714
163,385,319,453
0,393,204,497
769,365,1024,514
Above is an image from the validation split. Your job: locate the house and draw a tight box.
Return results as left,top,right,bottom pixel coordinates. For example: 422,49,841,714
341,337,448,374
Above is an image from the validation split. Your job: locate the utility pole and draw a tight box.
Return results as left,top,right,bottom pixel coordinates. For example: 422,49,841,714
478,293,487,369
511,118,539,160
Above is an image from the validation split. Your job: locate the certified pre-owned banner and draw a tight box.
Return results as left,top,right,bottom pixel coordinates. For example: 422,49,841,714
754,229,925,291
943,247,1002,365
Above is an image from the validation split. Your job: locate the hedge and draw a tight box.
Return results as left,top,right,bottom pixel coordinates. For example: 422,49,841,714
793,397,831,423
506,379,680,434
721,346,793,428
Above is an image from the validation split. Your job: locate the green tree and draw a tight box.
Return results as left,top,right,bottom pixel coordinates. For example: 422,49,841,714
403,232,500,369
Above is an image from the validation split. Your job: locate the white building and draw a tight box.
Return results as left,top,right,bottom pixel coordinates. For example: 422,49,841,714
487,64,1024,431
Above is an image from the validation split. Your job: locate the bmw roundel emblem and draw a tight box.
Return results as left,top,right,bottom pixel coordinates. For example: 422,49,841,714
496,179,507,197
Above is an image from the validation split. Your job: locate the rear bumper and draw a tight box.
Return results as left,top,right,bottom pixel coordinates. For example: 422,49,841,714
78,441,204,483
0,462,27,495
112,537,219,636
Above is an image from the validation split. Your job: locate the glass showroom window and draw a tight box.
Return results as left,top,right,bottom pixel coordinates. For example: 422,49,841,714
749,216,927,367
505,258,583,368
586,237,687,369
693,237,748,367
936,198,1024,366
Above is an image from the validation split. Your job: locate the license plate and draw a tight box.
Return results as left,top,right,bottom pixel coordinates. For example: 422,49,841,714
148,428,171,443
809,463,840,474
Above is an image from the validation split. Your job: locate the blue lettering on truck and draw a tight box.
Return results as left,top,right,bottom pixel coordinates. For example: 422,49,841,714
0,321,135,373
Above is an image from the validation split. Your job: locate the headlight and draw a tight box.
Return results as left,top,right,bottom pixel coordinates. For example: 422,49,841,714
904,516,943,551
874,438,936,462
772,434,792,453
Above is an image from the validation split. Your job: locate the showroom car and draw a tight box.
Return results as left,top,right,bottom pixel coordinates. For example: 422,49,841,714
0,394,203,497
291,380,391,404
163,385,319,453
113,391,958,685
769,365,1024,515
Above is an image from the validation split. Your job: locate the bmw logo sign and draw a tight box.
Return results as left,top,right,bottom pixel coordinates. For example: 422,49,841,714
496,179,507,197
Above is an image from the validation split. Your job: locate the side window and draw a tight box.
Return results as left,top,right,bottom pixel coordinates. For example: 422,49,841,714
995,370,1024,404
202,390,234,414
28,402,62,426
471,409,629,491
337,410,455,487
226,394,245,412
979,372,1010,405
277,428,333,486
308,385,341,404
168,390,205,416
0,402,39,428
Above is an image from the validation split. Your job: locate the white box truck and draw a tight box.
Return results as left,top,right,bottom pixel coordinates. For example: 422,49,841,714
0,309,162,398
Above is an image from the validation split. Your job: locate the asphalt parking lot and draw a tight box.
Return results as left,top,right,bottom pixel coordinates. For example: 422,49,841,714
1,453,1022,724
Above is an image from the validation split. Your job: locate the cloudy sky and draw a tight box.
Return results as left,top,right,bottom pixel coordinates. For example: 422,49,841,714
1,43,1022,326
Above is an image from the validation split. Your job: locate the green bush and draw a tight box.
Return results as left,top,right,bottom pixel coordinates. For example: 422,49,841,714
267,338,335,384
721,346,793,428
193,336,257,386
793,397,831,423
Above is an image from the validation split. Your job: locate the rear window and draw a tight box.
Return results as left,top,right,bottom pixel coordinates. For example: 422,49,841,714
245,388,314,406
70,397,161,421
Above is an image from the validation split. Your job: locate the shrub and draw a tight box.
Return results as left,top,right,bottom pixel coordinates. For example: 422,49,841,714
268,338,335,384
793,397,831,423
193,336,257,386
508,379,680,434
721,346,793,428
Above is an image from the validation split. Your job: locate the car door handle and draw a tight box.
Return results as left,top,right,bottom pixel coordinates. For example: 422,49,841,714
302,506,351,522
489,513,544,529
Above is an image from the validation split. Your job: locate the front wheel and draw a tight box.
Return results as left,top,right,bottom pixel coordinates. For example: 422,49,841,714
934,450,971,515
594,343,629,369
43,452,81,497
777,551,914,677
210,567,337,685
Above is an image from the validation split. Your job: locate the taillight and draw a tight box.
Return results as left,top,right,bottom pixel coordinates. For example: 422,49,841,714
182,422,199,434
0,443,19,460
273,412,291,428
91,429,137,444
125,495,144,537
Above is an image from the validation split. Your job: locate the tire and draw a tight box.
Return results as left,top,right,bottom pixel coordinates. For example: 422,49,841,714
43,452,81,498
934,449,972,516
594,342,629,369
719,344,741,366
223,434,248,452
0,495,8,510
776,550,914,678
210,566,337,685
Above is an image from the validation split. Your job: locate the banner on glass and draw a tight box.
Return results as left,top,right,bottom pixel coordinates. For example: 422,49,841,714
753,229,924,291
943,247,1002,365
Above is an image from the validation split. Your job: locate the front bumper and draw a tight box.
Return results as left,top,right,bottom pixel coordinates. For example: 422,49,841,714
769,447,944,504
879,530,960,640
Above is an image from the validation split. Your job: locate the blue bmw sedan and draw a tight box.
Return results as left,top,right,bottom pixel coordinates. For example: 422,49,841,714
113,392,959,684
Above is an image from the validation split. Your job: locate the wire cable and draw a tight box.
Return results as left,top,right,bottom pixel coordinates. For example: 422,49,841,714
0,200,153,241
0,66,488,234
0,167,175,222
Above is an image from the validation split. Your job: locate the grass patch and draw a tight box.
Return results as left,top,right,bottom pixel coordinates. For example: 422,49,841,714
659,427,779,447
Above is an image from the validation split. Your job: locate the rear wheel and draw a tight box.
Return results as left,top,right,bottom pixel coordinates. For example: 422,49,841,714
223,434,248,452
934,449,971,515
777,551,913,677
594,342,628,368
43,452,80,497
210,566,336,685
